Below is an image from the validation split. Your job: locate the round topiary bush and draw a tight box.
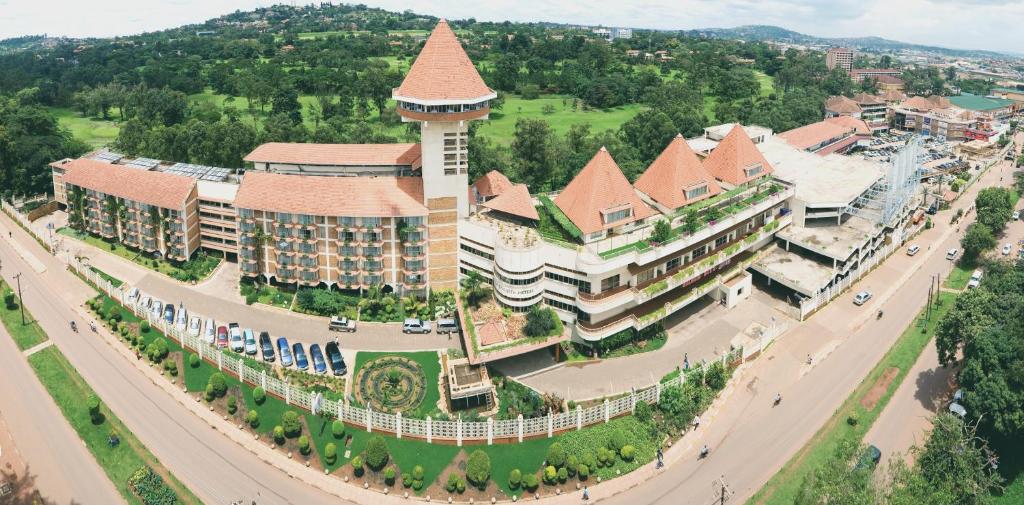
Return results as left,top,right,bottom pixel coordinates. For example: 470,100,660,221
620,444,635,461
608,431,626,453
384,467,396,485
402,472,412,488
581,452,596,471
557,467,568,483
246,410,260,428
331,419,345,439
165,360,178,377
273,425,285,445
577,464,590,480
281,411,301,438
543,465,557,485
140,321,150,333
326,443,339,465
87,394,102,424
466,449,491,489
189,354,200,368
204,383,215,402
298,435,310,455
349,454,362,475
523,473,539,491
364,435,389,470
597,447,612,467
253,387,266,405
412,465,424,481
208,372,227,398
226,396,237,415
566,456,578,477
546,442,566,468
509,468,522,489
446,473,459,493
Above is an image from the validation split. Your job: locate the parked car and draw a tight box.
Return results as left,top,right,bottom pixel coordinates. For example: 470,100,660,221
215,326,229,349
188,316,201,337
402,318,432,334
175,306,188,330
1002,244,1012,256
277,338,293,367
203,318,216,345
328,316,356,332
906,244,921,256
853,290,873,306
228,323,244,353
436,318,459,335
244,329,258,355
259,331,275,362
325,342,347,376
163,304,175,324
855,445,882,470
309,344,327,374
946,248,959,260
968,269,983,290
150,300,163,319
292,343,308,371
140,295,152,310
126,287,140,301
1013,211,1020,220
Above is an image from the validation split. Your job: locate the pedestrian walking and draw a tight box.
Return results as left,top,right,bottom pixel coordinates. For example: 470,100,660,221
693,415,701,430
656,447,664,468
582,486,589,502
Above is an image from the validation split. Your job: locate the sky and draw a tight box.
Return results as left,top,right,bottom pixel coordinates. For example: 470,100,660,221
1,0,1021,54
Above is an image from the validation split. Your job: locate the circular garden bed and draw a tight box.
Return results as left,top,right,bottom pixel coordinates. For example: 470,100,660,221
354,356,427,413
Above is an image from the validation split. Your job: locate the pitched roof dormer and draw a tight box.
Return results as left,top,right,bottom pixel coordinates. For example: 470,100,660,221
703,125,774,187
634,134,721,210
555,147,653,235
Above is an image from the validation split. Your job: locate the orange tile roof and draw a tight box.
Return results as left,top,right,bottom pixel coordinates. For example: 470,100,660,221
634,134,721,210
393,20,495,103
899,96,937,111
243,143,422,168
778,121,857,151
482,183,539,221
703,125,775,186
875,75,905,85
59,158,195,209
851,93,884,105
554,147,654,235
472,170,513,199
880,89,907,102
825,95,861,114
824,115,871,135
233,171,427,217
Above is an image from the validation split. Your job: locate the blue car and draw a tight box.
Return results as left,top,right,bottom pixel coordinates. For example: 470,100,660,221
292,343,309,371
163,304,175,324
309,344,327,374
277,337,293,367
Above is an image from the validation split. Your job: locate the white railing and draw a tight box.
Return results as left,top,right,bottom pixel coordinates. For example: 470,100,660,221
798,239,900,319
73,259,745,445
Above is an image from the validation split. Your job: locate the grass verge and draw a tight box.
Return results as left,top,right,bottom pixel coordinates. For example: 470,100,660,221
944,263,972,290
59,227,220,281
748,291,956,504
352,351,442,419
0,279,48,351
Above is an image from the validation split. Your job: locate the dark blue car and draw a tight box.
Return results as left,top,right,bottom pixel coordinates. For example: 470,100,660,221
309,344,327,374
163,304,175,324
292,343,308,371
277,337,293,367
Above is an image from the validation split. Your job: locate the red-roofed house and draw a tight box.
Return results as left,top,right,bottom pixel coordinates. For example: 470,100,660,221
634,134,721,212
470,170,513,204
702,125,775,187
555,147,654,240
778,119,866,155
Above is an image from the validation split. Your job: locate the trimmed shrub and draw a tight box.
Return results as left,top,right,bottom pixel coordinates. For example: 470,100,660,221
298,435,310,455
273,425,285,445
146,338,168,362
466,449,491,489
581,452,596,471
3,290,16,309
543,465,557,484
364,435,389,470
412,465,425,481
326,443,339,466
557,467,568,483
188,354,200,368
523,473,539,491
208,373,227,398
331,419,345,439
164,359,178,377
384,467,396,485
204,383,215,403
412,479,424,491
509,468,522,489
608,431,627,452
402,472,412,488
253,387,266,405
457,478,466,494
566,455,578,477
446,473,460,493
546,442,567,468
140,320,150,333
226,396,237,415
87,394,102,423
620,444,636,461
281,411,301,438
577,464,590,480
246,410,260,428
705,361,727,391
597,447,612,467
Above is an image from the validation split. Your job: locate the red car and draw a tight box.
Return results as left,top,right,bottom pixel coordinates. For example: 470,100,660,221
216,326,229,349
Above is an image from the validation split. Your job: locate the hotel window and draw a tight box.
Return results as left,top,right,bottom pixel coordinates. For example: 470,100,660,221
275,225,290,238
404,259,424,271
298,242,316,254
297,214,314,225
602,207,632,224
691,244,708,260
365,275,382,285
666,257,681,271
299,228,315,240
240,221,255,232
340,259,359,271
300,257,317,268
637,268,657,284
714,234,729,249
341,274,359,286
340,230,355,243
339,216,355,227
744,164,764,178
362,217,380,228
460,243,494,261
405,273,423,284
365,260,382,271
684,184,708,201
400,216,424,227
600,275,620,292
364,246,381,258
545,272,592,294
364,231,380,243
340,245,357,257
276,212,293,223
405,245,423,257
404,231,423,243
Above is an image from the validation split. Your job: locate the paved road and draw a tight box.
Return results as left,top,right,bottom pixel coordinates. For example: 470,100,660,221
595,149,1013,505
0,324,124,505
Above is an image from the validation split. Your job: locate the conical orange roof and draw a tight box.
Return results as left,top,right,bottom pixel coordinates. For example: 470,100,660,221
555,147,653,235
703,125,774,186
482,184,539,221
394,20,495,103
634,134,721,210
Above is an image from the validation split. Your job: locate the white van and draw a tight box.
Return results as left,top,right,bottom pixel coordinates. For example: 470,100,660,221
967,269,983,289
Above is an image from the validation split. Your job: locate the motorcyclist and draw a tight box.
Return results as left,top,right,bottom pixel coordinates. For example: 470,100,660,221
70,321,77,332
700,445,709,458
877,309,884,319
89,320,97,332
774,393,782,405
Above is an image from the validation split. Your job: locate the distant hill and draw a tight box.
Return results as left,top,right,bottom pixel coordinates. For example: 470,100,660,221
686,24,1011,59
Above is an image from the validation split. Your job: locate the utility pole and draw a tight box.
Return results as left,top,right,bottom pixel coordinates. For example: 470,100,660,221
13,272,24,325
713,475,733,505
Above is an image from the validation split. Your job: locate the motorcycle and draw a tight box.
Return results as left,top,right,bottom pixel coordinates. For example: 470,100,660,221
699,445,710,459
774,394,782,406
70,321,78,333
877,310,884,320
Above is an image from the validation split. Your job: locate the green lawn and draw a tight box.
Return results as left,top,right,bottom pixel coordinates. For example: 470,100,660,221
748,291,957,505
481,437,553,496
50,106,121,147
59,227,220,282
26,346,200,505
352,351,442,419
944,263,973,290
477,94,645,145
0,279,48,351
90,266,124,288
754,71,776,97
384,437,461,493
240,279,295,309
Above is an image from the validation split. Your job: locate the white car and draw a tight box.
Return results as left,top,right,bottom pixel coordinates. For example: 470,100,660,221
1013,211,1020,220
853,291,873,306
176,306,188,330
946,248,959,260
139,295,151,310
187,316,201,337
150,300,163,318
127,287,140,301
1002,244,1012,256
906,244,921,256
203,318,216,345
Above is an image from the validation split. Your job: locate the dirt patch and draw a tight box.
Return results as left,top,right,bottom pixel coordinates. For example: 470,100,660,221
861,367,900,410
422,450,506,502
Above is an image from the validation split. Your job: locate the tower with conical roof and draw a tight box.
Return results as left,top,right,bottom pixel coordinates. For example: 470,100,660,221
394,19,496,219
394,19,496,289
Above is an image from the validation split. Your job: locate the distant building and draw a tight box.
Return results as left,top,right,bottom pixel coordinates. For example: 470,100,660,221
947,93,1018,119
826,48,853,72
849,68,902,81
991,87,1024,104
777,117,870,155
873,75,906,92
592,27,631,41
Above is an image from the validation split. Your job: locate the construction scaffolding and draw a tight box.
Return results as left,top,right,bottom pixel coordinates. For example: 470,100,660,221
848,136,923,227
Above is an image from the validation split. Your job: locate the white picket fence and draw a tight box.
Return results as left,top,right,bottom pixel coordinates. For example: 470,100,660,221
72,257,744,445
